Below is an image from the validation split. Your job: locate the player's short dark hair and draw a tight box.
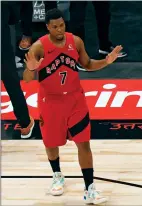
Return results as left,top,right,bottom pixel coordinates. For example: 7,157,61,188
45,8,64,24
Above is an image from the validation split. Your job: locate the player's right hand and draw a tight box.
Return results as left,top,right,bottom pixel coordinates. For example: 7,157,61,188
24,51,44,71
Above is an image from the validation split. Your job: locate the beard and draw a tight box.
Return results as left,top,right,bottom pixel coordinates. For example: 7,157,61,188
56,35,64,41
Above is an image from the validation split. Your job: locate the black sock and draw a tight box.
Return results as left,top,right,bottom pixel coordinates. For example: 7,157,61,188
82,168,94,190
49,157,61,173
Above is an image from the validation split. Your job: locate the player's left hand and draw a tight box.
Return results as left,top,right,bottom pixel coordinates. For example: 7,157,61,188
105,45,123,64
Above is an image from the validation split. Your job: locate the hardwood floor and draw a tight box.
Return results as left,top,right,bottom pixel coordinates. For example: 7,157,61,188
1,140,142,205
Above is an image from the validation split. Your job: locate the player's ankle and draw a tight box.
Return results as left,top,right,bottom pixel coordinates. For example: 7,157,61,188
49,157,61,173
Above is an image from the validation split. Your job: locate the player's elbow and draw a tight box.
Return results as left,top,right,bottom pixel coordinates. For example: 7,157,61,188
84,60,92,70
79,59,92,71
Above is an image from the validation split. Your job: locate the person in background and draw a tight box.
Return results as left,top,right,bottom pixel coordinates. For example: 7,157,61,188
19,1,33,50
69,1,127,59
44,1,70,31
1,1,35,139
44,1,57,12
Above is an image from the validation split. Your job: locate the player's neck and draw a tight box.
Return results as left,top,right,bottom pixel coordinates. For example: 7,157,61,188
48,34,66,47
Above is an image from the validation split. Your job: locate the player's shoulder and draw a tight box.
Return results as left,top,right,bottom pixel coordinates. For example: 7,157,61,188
31,40,44,53
72,35,84,52
32,40,43,49
30,40,44,58
66,32,82,43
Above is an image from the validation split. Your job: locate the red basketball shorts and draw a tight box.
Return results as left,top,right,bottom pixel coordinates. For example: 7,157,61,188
38,90,91,147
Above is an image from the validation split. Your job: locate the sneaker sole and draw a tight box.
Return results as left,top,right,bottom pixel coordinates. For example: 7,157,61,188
50,189,64,196
99,49,127,58
50,183,65,196
21,120,35,139
85,197,108,205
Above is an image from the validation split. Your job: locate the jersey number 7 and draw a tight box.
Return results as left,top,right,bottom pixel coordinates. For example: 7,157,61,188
59,71,67,85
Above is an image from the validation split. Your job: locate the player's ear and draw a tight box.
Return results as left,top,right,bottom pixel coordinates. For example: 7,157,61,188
46,24,49,31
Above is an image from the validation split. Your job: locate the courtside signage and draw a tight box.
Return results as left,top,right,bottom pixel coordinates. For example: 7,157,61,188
1,80,142,120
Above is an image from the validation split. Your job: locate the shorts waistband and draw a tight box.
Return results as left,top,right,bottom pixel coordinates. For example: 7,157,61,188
44,89,83,96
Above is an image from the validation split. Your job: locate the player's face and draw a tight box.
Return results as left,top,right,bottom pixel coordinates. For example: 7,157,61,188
47,18,65,40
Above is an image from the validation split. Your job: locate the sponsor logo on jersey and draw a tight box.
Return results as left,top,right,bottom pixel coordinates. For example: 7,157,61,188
68,44,74,51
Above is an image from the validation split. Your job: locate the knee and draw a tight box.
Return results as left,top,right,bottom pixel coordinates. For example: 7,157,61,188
45,147,59,160
76,141,91,153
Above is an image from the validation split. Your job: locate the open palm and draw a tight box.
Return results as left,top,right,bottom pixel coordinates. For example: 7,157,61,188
106,45,123,64
24,52,44,71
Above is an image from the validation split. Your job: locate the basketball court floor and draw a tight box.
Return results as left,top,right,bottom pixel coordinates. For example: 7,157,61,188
1,139,142,205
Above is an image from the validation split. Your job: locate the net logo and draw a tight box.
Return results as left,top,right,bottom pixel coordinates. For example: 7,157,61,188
1,80,142,120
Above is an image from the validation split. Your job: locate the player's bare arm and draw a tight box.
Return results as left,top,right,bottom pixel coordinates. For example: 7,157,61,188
23,40,44,82
74,36,123,71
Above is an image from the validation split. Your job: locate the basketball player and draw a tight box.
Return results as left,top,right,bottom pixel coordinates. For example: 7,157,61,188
24,9,122,204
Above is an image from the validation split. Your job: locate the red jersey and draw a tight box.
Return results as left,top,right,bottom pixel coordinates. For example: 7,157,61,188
38,32,82,95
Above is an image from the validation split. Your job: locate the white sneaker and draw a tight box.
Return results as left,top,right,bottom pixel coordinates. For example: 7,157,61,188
84,183,108,205
50,172,65,196
21,116,35,139
99,46,127,58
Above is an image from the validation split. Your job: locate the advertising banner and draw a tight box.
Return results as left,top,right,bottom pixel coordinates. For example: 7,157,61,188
1,80,142,139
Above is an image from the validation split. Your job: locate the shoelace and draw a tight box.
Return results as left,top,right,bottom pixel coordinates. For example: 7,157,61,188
88,188,100,199
52,176,62,186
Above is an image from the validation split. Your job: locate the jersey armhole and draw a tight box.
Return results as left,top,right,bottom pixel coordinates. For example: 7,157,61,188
39,35,49,58
67,33,79,58
39,40,45,58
